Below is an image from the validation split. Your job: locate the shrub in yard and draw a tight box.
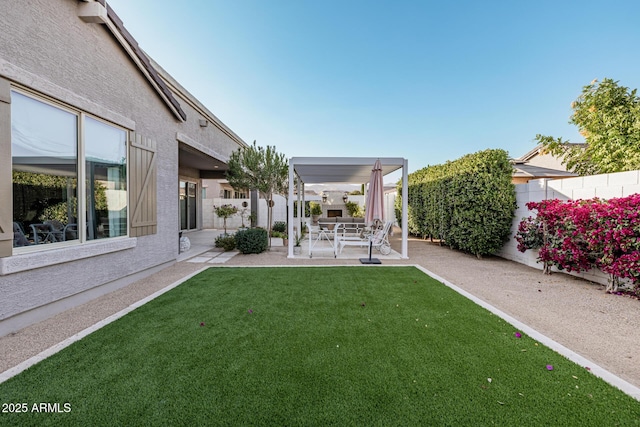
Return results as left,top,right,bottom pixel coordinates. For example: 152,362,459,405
215,234,236,251
396,149,516,257
272,221,286,233
235,228,268,254
516,194,640,293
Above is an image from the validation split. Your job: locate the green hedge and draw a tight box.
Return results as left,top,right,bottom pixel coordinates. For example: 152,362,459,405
396,149,516,257
235,228,268,254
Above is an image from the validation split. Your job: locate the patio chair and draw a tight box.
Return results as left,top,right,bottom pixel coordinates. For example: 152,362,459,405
30,223,59,244
13,222,32,247
44,220,65,241
63,223,78,241
336,220,393,255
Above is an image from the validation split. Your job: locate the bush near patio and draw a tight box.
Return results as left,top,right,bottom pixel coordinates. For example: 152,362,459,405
272,221,286,233
396,149,516,258
515,194,640,294
215,234,236,251
235,227,268,254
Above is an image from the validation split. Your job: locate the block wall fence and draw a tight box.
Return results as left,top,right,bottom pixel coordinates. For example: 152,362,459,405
498,170,640,286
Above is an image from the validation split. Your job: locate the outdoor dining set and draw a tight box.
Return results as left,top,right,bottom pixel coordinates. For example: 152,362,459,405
308,218,393,259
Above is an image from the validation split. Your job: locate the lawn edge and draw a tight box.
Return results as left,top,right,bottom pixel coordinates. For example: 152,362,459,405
0,266,210,385
412,264,640,402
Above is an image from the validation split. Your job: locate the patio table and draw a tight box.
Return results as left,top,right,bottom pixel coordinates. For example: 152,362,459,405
308,225,336,258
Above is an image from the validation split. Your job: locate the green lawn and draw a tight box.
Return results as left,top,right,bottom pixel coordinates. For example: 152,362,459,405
1,266,638,426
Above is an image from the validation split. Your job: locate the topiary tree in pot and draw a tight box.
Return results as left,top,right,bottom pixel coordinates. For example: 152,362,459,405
309,201,322,225
214,204,238,235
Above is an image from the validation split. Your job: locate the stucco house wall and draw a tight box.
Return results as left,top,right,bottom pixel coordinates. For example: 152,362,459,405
0,0,246,335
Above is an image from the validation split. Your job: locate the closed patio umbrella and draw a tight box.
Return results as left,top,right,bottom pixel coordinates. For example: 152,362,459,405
361,159,385,264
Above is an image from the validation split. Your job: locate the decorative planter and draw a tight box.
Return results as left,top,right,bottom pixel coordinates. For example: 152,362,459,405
293,245,302,255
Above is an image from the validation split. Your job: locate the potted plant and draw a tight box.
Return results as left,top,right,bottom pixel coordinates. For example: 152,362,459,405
309,201,322,225
293,232,303,255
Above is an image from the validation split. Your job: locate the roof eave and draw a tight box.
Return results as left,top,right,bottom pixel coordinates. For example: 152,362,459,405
80,1,187,122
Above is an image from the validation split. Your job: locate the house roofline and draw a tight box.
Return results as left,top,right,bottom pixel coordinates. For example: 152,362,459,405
149,57,247,149
514,142,587,162
80,1,187,121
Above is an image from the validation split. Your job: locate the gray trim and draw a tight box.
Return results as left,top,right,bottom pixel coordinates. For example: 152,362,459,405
0,58,135,130
0,238,137,275
0,77,10,256
0,77,9,103
176,132,229,163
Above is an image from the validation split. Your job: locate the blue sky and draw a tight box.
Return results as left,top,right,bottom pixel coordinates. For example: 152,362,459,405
107,0,640,182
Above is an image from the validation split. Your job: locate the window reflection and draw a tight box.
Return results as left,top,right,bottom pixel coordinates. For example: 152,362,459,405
85,117,127,240
11,92,78,247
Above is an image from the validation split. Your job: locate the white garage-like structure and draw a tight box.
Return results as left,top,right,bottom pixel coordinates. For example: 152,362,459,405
287,157,409,259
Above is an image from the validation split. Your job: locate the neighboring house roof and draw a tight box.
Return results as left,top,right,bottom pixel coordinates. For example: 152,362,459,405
510,144,580,182
516,142,586,163
517,145,546,163
511,163,578,179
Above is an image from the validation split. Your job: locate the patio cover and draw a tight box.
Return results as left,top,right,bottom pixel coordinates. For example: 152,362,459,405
287,157,409,259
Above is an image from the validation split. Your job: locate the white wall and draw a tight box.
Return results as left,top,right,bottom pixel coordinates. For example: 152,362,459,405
384,192,397,225
498,170,640,285
203,195,288,230
258,195,287,229
203,192,398,231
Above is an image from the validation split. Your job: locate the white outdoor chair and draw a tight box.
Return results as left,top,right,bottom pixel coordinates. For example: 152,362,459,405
335,220,393,255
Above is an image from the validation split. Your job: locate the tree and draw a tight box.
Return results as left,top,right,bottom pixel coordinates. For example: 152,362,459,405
536,78,640,175
226,141,288,240
213,204,238,235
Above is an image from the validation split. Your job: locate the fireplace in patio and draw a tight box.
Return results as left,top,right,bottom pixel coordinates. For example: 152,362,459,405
327,209,343,218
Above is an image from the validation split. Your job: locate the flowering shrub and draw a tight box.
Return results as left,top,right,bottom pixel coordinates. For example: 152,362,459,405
516,194,640,293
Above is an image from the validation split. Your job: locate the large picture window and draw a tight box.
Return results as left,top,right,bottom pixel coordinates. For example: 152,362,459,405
11,90,127,249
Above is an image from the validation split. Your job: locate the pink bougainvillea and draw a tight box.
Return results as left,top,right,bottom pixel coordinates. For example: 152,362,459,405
515,194,640,294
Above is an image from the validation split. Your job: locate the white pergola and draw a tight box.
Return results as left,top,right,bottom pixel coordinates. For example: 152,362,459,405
287,157,409,259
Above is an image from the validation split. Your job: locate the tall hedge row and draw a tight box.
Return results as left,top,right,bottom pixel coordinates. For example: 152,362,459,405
396,149,516,257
